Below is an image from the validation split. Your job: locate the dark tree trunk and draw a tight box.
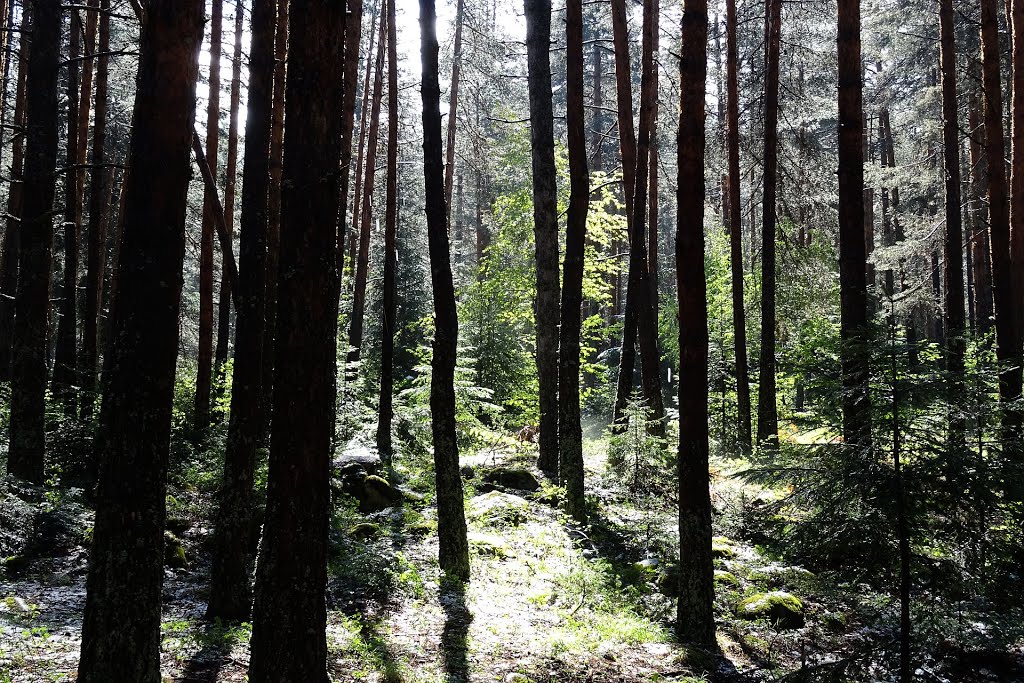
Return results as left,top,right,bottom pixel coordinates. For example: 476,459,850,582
377,0,398,464
52,9,83,414
968,99,994,335
261,0,288,438
676,0,714,645
348,13,386,370
443,0,464,228
76,3,203,678
248,1,345,679
725,0,751,453
981,0,1022,441
559,0,588,522
837,0,872,449
419,0,470,581
206,0,275,623
348,0,379,276
80,0,110,419
0,5,31,382
1009,0,1024,463
648,0,660,323
756,0,782,447
196,0,223,430
8,0,61,483
524,0,560,475
610,0,636,228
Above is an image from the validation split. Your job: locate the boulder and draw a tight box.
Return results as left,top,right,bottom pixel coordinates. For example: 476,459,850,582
656,564,681,597
711,536,738,559
164,531,188,569
714,570,741,588
349,522,380,540
467,491,530,527
359,475,404,513
748,565,814,590
736,591,804,629
482,468,540,492
333,440,382,476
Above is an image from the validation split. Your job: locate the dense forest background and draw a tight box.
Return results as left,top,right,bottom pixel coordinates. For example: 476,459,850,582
0,0,1023,680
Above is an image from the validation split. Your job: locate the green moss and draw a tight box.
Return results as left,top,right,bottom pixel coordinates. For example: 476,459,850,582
349,523,380,540
713,570,740,588
736,591,804,628
711,536,737,559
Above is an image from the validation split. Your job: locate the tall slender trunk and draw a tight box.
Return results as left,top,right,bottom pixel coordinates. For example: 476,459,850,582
676,0,714,646
981,0,1021,441
648,0,660,324
348,0,380,277
248,1,345,678
0,5,32,381
560,0,589,522
52,10,83,413
377,0,398,463
8,0,62,483
1009,0,1024,466
81,0,110,419
419,0,470,582
443,0,465,228
756,0,782,446
968,99,994,335
725,0,751,453
261,0,288,437
611,0,636,229
348,13,386,369
196,0,223,430
838,0,873,449
76,4,203,679
207,0,275,623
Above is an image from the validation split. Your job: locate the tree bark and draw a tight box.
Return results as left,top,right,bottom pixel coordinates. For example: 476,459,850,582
968,98,994,335
725,0,751,453
648,0,660,323
675,0,714,646
348,0,380,276
443,0,464,228
8,0,61,483
248,0,345,679
206,0,275,623
196,0,223,430
756,0,782,447
0,4,32,382
560,0,589,522
837,0,873,449
76,4,203,679
80,0,110,419
52,9,83,414
1009,0,1024,465
377,0,398,464
524,0,560,475
419,0,470,581
348,13,386,370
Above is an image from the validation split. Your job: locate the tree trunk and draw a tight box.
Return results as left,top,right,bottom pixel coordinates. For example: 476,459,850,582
1009,0,1024,464
76,4,203,679
838,0,872,448
524,0,560,475
648,0,660,323
52,9,83,414
756,0,782,446
610,0,636,229
676,0,714,645
419,0,470,581
80,0,110,419
0,5,31,382
207,0,275,623
348,13,386,371
981,0,1021,441
968,99,994,335
348,0,380,277
559,0,588,522
196,0,223,430
725,0,750,453
377,0,398,464
261,0,289,437
443,0,464,228
248,0,345,679
8,0,61,483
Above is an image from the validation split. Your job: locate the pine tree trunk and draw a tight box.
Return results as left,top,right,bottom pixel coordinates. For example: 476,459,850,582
968,99,994,335
207,0,276,623
348,0,380,278
675,0,714,645
377,0,398,463
648,0,660,324
756,0,782,446
80,0,110,419
725,0,751,453
52,10,83,414
348,14,386,370
196,0,223,430
419,0,470,581
524,0,560,474
838,0,872,448
0,5,31,382
981,0,1022,441
559,0,588,522
443,0,464,228
248,1,345,678
261,0,288,437
76,4,204,678
1009,0,1024,464
8,0,62,483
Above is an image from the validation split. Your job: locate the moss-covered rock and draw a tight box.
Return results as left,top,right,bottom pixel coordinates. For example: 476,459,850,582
714,570,741,588
469,532,510,559
164,531,187,569
748,565,814,590
467,491,530,527
483,468,541,492
736,591,804,628
656,564,681,597
360,475,404,513
349,522,380,540
711,536,738,559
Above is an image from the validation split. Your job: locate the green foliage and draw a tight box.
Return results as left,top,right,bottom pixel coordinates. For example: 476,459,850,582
606,395,669,497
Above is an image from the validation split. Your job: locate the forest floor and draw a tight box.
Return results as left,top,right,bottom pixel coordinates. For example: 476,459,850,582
2,426,1024,682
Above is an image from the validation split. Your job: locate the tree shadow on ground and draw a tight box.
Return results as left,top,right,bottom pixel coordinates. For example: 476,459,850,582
178,622,246,682
440,579,472,683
